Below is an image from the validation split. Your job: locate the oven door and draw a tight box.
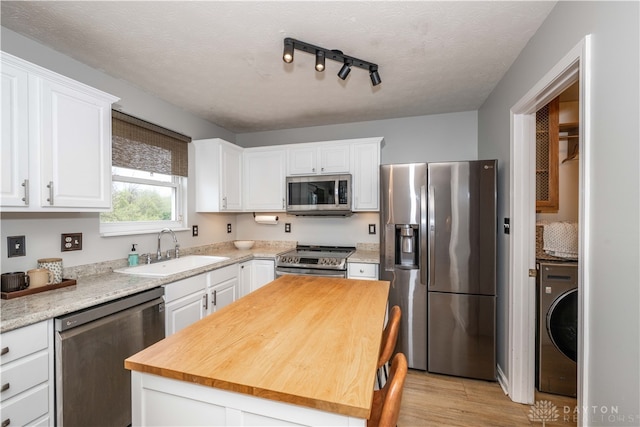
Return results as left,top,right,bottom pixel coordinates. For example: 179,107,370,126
275,266,347,278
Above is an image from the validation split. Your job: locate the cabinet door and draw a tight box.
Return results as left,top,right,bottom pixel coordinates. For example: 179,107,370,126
220,143,243,211
39,77,113,209
164,291,207,336
318,144,350,174
288,146,317,175
536,97,559,213
251,260,275,292
244,149,286,211
208,277,237,313
0,60,29,207
238,262,252,298
352,141,380,211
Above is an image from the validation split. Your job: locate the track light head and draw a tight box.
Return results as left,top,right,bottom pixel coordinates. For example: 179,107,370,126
315,50,325,72
370,67,382,86
283,39,294,63
338,63,351,80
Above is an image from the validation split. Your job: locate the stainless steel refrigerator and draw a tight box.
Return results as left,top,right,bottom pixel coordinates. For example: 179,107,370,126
380,160,497,380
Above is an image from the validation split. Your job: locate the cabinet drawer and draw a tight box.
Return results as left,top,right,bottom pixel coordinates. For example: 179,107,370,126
0,322,48,365
210,264,237,283
347,263,379,280
0,383,49,426
0,352,48,402
164,274,206,303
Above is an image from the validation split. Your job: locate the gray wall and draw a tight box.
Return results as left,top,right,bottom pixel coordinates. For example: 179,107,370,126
237,111,479,165
478,1,639,422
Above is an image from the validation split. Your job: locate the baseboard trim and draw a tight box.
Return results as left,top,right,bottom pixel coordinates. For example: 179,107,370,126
496,364,509,396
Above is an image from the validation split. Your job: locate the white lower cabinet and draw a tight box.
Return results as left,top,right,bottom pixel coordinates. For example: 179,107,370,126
164,265,239,336
347,262,379,280
0,320,54,427
132,372,364,427
164,274,208,336
208,265,238,314
238,260,275,298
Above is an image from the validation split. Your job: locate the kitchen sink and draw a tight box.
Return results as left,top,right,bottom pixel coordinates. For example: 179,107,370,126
114,255,229,277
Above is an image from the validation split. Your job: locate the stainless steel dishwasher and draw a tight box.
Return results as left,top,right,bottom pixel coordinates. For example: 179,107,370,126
55,287,165,426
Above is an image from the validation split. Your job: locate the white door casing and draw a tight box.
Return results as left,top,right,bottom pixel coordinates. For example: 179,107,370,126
508,35,590,415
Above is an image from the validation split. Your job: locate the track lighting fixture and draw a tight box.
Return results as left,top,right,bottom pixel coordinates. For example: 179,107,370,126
315,50,325,72
282,38,381,86
337,62,351,80
283,39,294,63
370,67,381,86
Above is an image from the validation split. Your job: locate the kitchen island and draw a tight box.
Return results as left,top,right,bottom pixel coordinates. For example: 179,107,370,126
125,275,390,426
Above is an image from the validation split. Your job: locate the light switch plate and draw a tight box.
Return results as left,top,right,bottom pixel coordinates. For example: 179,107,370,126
61,233,83,251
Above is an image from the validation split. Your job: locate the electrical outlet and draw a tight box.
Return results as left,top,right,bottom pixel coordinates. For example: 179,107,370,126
7,236,26,257
368,224,376,235
227,224,232,233
61,233,83,251
285,223,291,233
192,225,199,237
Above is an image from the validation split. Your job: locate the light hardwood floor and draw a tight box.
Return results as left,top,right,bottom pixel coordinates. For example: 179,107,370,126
398,370,577,426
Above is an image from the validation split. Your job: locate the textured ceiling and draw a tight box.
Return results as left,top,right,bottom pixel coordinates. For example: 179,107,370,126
1,1,556,134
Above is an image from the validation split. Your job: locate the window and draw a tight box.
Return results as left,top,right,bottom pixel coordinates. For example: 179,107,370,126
100,111,191,236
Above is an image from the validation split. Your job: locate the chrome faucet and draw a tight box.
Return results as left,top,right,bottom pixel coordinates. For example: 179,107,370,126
157,228,180,261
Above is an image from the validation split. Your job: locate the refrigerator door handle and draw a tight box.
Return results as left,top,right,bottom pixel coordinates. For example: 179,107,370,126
428,184,436,287
420,185,428,285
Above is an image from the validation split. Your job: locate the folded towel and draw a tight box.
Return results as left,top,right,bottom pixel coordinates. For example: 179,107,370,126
542,221,578,260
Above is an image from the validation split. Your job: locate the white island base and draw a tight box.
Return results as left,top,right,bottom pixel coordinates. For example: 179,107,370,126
131,372,365,426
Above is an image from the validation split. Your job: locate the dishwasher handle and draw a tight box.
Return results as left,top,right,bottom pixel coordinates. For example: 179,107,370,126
55,287,164,331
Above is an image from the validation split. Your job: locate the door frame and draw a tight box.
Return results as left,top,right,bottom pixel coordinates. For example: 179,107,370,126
508,35,591,411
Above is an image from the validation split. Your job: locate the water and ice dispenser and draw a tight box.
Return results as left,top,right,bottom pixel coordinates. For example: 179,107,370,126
395,224,419,268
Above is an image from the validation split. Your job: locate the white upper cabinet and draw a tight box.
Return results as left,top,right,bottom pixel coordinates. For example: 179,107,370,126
243,147,286,211
1,52,119,211
351,138,382,211
194,138,243,212
1,58,29,207
287,142,350,175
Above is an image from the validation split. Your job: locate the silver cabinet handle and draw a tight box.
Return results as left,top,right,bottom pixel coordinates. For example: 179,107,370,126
1,347,8,356
1,383,9,392
21,179,29,205
222,196,227,209
202,294,208,311
213,290,217,306
282,198,285,209
46,181,54,205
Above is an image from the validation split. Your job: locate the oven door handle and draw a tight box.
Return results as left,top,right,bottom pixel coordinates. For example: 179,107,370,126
275,270,347,278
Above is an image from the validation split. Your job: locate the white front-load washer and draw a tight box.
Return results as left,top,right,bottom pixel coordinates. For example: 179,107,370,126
536,261,578,397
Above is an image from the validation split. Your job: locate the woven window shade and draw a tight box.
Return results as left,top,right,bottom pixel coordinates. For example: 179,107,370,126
112,111,191,177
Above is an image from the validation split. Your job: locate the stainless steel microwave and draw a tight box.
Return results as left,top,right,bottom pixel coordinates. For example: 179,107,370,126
286,174,352,216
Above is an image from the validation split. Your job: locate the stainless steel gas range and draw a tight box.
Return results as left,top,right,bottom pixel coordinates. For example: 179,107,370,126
275,245,355,278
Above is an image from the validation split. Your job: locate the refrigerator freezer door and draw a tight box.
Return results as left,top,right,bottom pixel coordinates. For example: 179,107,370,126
388,268,427,370
428,292,496,380
428,160,496,295
380,163,428,370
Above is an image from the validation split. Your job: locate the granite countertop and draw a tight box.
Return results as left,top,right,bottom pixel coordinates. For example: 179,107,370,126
348,246,380,264
0,243,293,333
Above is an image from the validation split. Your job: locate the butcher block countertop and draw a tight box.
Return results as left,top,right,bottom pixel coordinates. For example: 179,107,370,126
125,275,390,419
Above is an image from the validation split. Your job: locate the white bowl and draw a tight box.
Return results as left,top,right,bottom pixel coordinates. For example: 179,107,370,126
234,240,255,250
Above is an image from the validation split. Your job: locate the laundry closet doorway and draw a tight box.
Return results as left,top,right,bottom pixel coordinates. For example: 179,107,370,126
507,36,590,412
